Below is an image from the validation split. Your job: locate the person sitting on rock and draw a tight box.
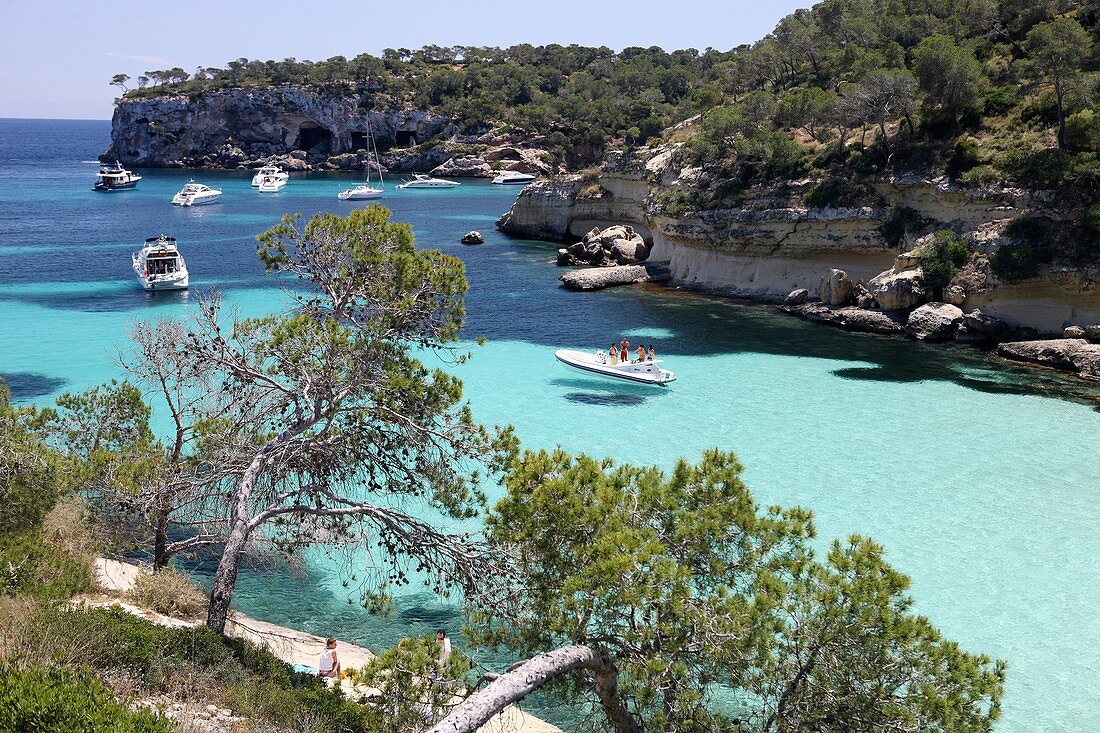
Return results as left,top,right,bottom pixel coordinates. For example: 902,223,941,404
609,343,620,365
318,637,340,679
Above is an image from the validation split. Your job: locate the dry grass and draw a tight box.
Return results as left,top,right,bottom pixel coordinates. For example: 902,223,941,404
128,567,207,620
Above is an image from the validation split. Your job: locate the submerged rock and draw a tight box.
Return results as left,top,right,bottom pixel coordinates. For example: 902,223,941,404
461,231,484,245
998,339,1100,379
906,302,964,341
963,309,1010,339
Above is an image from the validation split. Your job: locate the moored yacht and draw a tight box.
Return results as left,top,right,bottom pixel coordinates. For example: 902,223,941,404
93,161,142,191
491,170,537,185
251,165,289,187
132,236,188,291
257,175,286,192
395,173,460,189
171,180,223,206
338,184,384,200
555,348,676,386
338,116,386,201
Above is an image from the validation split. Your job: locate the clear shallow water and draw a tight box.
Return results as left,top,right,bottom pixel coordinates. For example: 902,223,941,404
2,119,1099,730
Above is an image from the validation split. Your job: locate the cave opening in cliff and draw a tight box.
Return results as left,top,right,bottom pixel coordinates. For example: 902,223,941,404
294,123,332,154
394,130,417,147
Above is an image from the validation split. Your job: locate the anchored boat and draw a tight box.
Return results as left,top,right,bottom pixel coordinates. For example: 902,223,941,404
171,180,222,206
491,170,537,185
395,173,460,189
93,161,142,191
555,349,676,386
251,165,289,187
132,236,188,291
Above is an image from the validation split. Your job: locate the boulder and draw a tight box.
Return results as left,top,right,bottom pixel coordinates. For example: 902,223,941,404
869,268,926,311
1086,325,1100,343
955,324,990,344
853,282,875,309
906,302,964,341
460,231,484,245
998,339,1100,379
1064,325,1086,339
942,284,968,306
557,224,650,267
963,309,1010,339
784,288,811,305
818,269,853,306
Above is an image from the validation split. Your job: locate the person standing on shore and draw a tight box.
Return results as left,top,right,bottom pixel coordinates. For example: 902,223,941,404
437,629,452,668
318,637,340,678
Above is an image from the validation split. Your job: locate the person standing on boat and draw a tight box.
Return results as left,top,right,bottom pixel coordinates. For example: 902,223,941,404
609,343,620,365
635,345,646,363
619,339,629,363
647,345,655,362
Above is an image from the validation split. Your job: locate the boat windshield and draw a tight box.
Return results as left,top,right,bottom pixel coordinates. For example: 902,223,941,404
147,256,179,275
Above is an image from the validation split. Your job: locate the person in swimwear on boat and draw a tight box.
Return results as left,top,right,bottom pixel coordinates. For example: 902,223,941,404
620,339,629,363
647,344,655,361
635,345,646,363
609,343,620,365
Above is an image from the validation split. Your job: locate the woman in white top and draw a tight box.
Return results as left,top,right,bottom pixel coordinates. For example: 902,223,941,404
318,637,340,678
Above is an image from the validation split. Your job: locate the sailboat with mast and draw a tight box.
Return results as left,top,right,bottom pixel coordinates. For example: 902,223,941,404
338,115,385,201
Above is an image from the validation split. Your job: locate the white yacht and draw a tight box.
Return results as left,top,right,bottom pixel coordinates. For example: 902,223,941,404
251,165,289,187
132,236,188,291
93,161,142,191
171,180,223,206
257,175,286,192
555,348,676,386
491,170,537,185
395,173,460,189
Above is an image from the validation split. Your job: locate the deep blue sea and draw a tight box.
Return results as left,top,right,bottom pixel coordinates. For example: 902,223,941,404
2,118,1099,730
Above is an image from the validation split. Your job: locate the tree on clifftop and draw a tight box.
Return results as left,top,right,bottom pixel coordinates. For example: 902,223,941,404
434,450,1004,733
148,205,513,633
1025,18,1091,149
110,73,130,93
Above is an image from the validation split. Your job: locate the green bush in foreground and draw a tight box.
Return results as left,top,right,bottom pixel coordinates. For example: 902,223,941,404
0,665,171,733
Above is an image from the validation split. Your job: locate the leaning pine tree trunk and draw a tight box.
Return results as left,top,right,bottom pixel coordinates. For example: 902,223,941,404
205,517,251,633
426,645,641,733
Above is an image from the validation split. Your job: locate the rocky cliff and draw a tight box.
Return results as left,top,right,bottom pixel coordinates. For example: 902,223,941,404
498,145,1100,333
104,87,556,176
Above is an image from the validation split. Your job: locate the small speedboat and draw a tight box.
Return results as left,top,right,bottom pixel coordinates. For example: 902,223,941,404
93,161,141,191
491,170,537,185
171,180,222,206
258,175,285,192
338,183,384,201
132,236,188,291
396,173,460,189
251,165,289,187
555,349,676,386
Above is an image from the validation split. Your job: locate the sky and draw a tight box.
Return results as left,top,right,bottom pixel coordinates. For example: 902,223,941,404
0,0,810,119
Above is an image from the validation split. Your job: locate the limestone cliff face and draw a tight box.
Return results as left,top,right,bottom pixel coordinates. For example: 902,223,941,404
105,87,454,168
497,145,1099,332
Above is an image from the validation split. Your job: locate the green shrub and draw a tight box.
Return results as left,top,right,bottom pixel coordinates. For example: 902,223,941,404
998,145,1071,188
947,135,983,177
879,206,930,247
980,85,1019,116
1065,110,1100,153
957,164,999,188
129,567,207,619
991,242,1044,281
921,230,971,290
0,665,171,733
0,531,90,601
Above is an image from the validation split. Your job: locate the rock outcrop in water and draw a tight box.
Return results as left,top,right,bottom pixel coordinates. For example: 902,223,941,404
496,144,1100,335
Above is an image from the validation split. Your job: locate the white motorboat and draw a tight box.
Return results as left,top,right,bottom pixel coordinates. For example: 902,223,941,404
491,170,537,185
257,175,286,192
171,180,222,206
93,161,142,191
251,165,289,187
555,349,676,386
395,173,460,189
132,236,188,291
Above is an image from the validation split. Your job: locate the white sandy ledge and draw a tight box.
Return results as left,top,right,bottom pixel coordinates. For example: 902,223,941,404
82,558,562,733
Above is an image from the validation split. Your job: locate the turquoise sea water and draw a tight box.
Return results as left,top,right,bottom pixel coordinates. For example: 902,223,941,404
2,119,1099,730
